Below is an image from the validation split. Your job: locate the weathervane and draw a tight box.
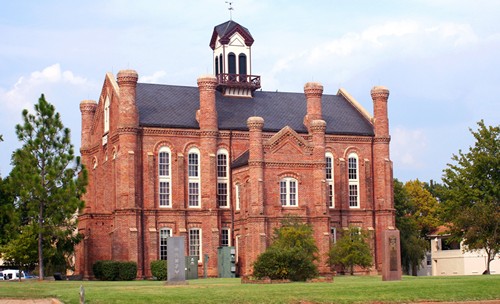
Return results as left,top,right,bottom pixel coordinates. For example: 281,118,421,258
225,1,234,20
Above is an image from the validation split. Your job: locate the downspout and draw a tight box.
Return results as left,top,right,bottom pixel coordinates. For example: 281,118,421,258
229,130,235,246
138,128,146,279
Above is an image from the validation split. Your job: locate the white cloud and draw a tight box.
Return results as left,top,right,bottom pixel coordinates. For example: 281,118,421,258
140,70,167,83
391,127,428,169
0,63,90,113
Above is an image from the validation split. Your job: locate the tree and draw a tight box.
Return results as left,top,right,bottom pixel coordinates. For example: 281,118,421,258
5,94,88,279
394,179,429,275
253,216,319,281
442,120,500,274
328,226,372,275
0,177,16,247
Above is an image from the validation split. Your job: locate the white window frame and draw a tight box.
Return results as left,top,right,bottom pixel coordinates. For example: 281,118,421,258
188,148,201,208
158,147,171,208
330,227,337,244
221,227,231,247
235,183,240,211
217,149,230,208
326,152,334,208
159,228,172,260
280,177,298,207
348,153,360,208
104,96,110,134
189,228,202,261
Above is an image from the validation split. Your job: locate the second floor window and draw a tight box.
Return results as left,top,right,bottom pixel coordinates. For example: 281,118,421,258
280,177,298,207
159,147,171,207
188,148,200,207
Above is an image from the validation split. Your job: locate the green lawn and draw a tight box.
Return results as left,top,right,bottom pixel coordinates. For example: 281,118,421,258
0,275,499,304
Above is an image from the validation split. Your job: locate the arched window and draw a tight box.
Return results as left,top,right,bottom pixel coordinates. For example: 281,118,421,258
215,56,219,76
159,228,172,260
228,52,236,80
104,96,110,133
188,148,200,207
326,152,334,208
348,153,360,208
217,149,229,208
158,147,171,207
238,53,247,81
280,177,298,207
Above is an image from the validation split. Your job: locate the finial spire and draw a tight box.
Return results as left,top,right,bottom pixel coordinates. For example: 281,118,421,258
225,1,234,20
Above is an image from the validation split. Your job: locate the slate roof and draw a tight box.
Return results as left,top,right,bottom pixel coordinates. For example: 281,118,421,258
214,20,253,40
136,83,374,136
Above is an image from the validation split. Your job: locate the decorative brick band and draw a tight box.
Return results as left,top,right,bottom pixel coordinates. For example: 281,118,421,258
370,86,390,100
374,136,391,143
117,69,138,86
247,116,264,130
80,100,97,113
304,82,324,97
197,75,218,91
310,119,327,133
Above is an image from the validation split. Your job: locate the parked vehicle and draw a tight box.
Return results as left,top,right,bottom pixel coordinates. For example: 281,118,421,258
1,269,25,280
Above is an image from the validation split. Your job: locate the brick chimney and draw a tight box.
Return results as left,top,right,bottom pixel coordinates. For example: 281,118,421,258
197,74,219,132
371,86,390,138
303,82,323,132
79,100,97,149
117,69,139,129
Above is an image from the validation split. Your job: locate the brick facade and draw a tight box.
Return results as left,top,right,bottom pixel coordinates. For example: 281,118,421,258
75,21,397,279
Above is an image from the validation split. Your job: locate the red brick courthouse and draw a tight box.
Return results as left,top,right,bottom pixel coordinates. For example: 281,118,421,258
76,20,398,279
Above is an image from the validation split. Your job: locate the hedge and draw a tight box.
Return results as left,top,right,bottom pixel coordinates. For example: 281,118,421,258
150,260,168,280
92,260,137,281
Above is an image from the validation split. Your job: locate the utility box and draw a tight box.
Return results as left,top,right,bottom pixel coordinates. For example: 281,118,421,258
217,246,236,278
185,256,198,280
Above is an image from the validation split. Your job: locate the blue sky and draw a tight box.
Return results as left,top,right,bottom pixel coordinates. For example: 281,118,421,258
1,0,499,182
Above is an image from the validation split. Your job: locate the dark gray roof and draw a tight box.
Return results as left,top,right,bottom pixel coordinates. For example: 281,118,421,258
136,83,374,136
214,20,252,39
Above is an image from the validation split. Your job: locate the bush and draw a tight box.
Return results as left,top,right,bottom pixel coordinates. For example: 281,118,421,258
253,247,318,281
150,260,168,280
252,216,319,281
119,261,137,280
93,260,136,280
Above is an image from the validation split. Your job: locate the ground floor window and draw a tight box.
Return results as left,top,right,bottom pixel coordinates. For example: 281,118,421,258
159,228,172,260
189,228,201,260
221,228,230,247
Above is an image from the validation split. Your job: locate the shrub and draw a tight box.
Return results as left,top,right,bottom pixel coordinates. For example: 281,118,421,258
101,260,120,281
252,216,319,281
119,261,137,280
92,260,105,280
253,247,318,281
150,260,168,280
328,226,373,275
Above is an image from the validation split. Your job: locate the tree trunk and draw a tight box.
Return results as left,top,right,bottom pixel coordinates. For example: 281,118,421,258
38,201,44,280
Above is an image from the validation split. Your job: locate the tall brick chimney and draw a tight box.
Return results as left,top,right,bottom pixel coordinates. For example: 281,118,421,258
371,85,395,272
79,100,97,149
303,82,323,132
197,74,219,132
117,69,139,129
371,86,390,138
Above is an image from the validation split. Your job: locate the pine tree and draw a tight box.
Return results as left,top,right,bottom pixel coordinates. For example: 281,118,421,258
6,94,88,279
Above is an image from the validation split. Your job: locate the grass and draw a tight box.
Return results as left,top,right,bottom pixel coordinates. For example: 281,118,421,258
0,275,499,304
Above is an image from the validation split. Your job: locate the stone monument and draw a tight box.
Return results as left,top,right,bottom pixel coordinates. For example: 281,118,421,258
381,229,402,281
167,236,186,283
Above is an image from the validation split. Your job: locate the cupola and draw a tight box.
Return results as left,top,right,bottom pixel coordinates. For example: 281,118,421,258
210,20,261,97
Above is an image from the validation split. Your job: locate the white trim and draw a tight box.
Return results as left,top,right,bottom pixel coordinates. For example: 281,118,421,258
217,149,230,208
326,152,334,208
158,147,172,208
280,177,298,207
188,148,201,208
348,153,360,208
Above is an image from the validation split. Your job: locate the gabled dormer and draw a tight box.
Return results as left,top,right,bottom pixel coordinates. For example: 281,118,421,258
210,20,261,97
